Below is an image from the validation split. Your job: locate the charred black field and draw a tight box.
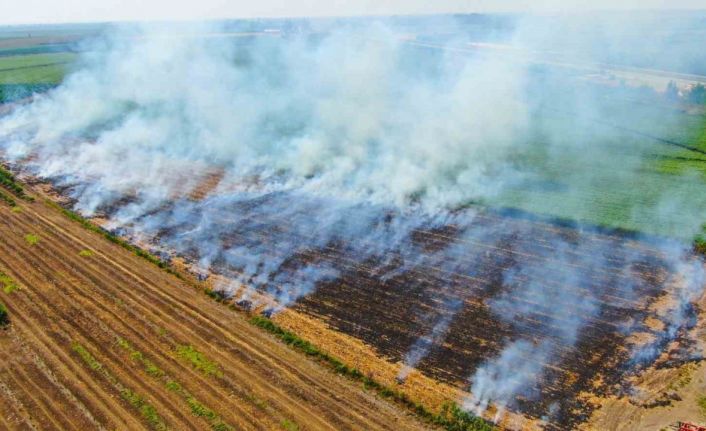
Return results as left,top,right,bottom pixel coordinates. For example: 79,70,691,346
294,214,675,428
124,191,694,428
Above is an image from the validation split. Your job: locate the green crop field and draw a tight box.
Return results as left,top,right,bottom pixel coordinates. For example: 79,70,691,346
486,98,706,238
0,52,75,84
0,28,85,102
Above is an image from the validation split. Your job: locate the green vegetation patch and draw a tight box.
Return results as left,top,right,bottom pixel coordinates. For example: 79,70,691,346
0,271,19,294
116,337,233,431
0,44,76,58
694,224,706,255
121,387,166,430
0,52,69,102
0,302,9,326
78,249,94,257
174,344,223,378
0,52,75,85
476,96,706,239
24,233,40,245
0,165,31,201
280,419,299,431
439,402,493,431
0,190,16,207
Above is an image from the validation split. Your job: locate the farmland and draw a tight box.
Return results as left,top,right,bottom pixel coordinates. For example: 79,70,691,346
0,181,431,430
0,53,75,85
1,16,706,431
0,27,83,103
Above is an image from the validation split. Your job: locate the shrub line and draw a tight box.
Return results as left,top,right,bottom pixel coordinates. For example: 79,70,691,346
0,165,32,202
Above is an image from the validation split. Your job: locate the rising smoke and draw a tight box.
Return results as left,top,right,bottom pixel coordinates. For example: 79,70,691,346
1,10,706,426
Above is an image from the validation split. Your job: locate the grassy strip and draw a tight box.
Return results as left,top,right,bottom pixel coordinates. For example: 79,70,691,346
44,200,181,277
0,165,32,201
174,344,223,378
72,342,167,430
117,337,234,431
0,271,19,294
44,192,491,430
0,302,8,326
249,315,494,431
0,189,16,207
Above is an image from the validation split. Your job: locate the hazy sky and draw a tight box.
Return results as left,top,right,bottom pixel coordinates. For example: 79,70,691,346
2,0,706,25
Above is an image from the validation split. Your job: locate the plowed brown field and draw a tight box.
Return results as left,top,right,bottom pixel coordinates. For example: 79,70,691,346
0,194,431,430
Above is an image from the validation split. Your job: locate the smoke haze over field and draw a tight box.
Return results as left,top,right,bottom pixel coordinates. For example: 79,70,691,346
3,0,706,25
2,12,706,426
1,23,529,210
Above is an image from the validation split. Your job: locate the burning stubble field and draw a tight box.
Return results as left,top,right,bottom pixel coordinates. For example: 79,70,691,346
3,13,706,431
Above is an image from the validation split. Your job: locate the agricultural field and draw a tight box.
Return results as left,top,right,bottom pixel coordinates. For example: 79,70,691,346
2,14,706,431
491,97,706,238
0,26,87,103
0,177,430,431
0,53,75,85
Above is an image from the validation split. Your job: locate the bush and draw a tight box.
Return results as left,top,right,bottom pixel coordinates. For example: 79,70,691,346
0,302,8,326
281,419,299,431
0,272,18,294
24,233,40,245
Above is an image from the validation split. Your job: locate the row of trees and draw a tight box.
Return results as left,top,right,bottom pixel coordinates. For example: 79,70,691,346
666,81,706,105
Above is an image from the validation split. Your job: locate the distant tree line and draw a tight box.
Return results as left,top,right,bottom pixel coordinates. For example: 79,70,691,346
666,80,706,105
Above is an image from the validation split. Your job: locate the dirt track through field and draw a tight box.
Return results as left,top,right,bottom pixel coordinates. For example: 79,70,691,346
0,197,430,431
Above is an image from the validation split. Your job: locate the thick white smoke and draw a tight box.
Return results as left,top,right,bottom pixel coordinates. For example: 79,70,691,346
1,11,706,427
0,22,528,212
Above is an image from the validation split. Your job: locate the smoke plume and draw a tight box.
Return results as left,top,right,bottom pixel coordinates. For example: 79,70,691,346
1,11,706,426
